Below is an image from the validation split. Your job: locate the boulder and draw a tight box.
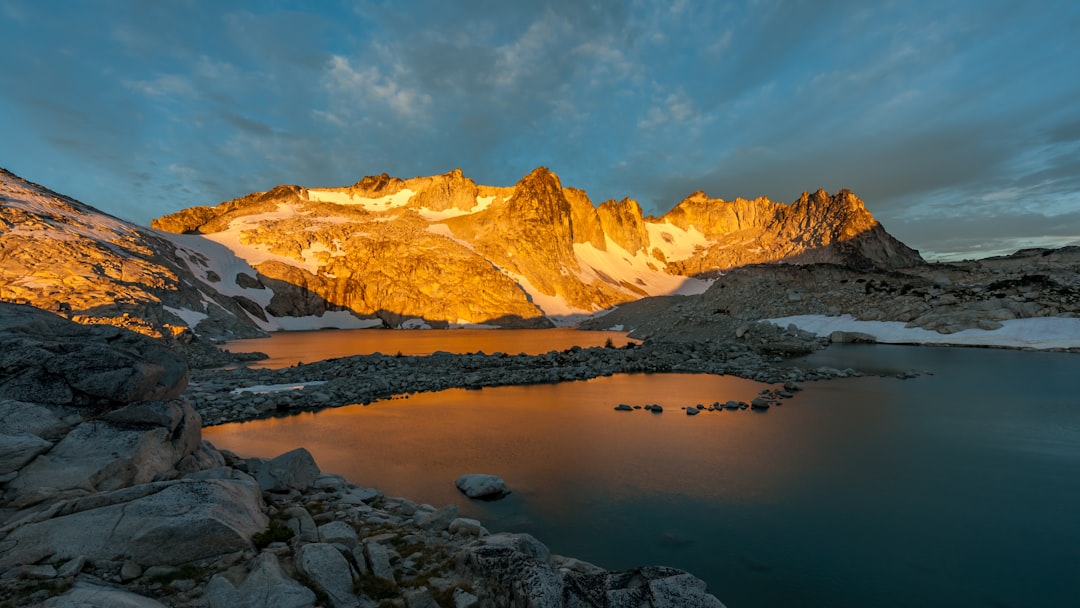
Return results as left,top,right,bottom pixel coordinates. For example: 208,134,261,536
247,448,320,493
449,517,488,536
206,552,316,608
363,541,396,584
0,478,267,568
4,401,202,507
460,536,727,608
750,397,771,410
474,532,550,562
454,474,511,500
294,543,359,608
43,581,168,607
281,506,319,543
318,520,359,550
416,504,459,530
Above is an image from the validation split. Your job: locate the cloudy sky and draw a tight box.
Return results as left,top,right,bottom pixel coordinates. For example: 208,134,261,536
2,1,1078,259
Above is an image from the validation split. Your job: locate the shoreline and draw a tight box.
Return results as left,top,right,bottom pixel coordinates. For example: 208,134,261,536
189,332,840,426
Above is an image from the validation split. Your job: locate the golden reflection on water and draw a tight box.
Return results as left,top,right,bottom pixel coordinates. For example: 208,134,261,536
222,328,637,369
205,373,821,513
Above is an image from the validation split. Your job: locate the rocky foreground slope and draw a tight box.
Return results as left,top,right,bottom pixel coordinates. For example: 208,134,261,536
0,168,266,358
0,303,726,607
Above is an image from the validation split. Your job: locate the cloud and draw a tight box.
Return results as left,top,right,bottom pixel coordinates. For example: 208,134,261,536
322,54,433,121
1,0,1078,260
124,74,196,97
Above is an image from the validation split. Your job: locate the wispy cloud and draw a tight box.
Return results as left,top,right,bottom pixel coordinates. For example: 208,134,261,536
322,54,432,122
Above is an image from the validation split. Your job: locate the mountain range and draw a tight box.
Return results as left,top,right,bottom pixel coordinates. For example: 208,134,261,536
1,165,922,341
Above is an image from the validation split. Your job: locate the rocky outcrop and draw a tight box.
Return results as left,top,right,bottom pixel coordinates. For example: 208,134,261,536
0,304,267,606
582,249,1080,342
149,206,218,234
0,303,188,406
0,167,267,352
597,198,649,254
403,168,480,213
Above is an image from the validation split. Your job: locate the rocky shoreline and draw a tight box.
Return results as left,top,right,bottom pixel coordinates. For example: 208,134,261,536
183,320,906,426
0,303,737,608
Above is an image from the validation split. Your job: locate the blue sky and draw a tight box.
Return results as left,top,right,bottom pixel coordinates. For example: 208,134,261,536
2,0,1078,259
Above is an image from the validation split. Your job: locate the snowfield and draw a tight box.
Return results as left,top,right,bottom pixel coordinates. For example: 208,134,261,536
769,314,1080,350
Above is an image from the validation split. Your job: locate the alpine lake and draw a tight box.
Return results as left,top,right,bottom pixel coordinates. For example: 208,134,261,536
205,328,1080,608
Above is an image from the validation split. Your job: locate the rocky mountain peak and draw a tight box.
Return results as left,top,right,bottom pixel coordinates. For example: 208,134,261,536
349,172,405,196
597,197,648,254
503,167,573,230
403,168,479,212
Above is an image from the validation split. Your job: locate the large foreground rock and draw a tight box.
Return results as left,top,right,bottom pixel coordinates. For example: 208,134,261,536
0,477,266,569
247,447,320,493
4,400,202,507
0,303,188,405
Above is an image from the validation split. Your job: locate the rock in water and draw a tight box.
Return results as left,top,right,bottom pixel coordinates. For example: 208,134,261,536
455,474,511,500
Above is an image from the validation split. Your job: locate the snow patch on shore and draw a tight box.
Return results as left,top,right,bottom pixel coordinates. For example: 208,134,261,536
231,381,328,395
163,305,208,328
272,311,385,331
769,314,1080,350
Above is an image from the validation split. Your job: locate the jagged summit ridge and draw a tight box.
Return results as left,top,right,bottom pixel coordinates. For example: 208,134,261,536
147,166,921,331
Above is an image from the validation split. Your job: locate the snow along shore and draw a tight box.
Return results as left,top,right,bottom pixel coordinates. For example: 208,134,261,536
768,315,1080,350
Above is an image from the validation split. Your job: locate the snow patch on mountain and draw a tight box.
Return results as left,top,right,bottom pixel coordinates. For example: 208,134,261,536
307,188,416,211
573,238,712,298
644,222,709,262
163,305,209,328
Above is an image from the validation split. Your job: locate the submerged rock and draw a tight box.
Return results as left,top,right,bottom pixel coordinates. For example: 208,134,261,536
455,474,511,500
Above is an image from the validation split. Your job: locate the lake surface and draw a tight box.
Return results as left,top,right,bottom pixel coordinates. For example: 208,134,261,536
205,336,1080,608
222,328,636,368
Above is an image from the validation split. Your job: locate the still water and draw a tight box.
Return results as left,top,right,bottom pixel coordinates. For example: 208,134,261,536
222,328,636,368
205,337,1080,608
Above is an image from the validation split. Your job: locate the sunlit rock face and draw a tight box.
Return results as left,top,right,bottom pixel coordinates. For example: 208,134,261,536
0,168,265,342
660,188,923,275
153,166,921,330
